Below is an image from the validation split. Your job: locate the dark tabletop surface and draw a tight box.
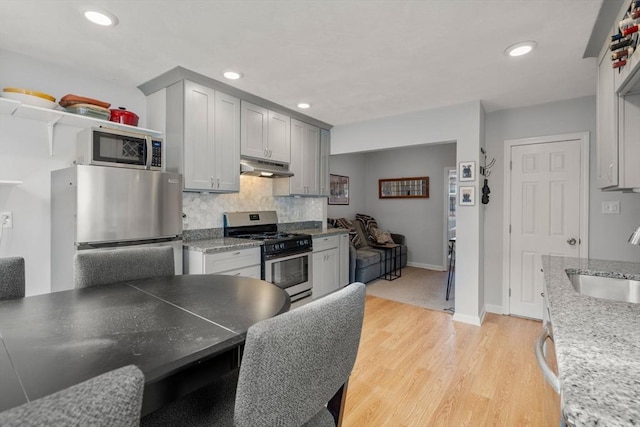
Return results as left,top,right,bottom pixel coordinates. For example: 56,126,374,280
0,274,290,413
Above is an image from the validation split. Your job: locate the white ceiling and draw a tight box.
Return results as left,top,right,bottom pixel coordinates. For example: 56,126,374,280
0,0,605,126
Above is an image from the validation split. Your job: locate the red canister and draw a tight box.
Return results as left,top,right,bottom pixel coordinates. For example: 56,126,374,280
109,107,139,126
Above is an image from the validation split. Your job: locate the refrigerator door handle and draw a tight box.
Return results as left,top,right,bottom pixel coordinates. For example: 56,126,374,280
77,236,182,250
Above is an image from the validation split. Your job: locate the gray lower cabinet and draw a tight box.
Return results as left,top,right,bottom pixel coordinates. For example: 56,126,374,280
312,234,349,299
339,233,350,286
147,79,241,192
183,247,261,278
312,236,339,299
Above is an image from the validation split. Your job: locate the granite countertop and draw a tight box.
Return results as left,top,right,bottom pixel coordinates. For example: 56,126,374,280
183,237,263,254
183,229,347,253
297,228,349,237
541,256,640,427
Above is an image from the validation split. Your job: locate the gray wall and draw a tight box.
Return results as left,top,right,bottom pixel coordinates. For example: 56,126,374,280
484,96,640,308
329,143,456,269
327,153,368,219
364,144,456,269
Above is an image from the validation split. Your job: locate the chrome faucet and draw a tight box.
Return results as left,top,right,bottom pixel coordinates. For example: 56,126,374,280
629,225,640,245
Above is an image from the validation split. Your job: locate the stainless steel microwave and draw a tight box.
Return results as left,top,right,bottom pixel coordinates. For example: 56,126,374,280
76,127,163,171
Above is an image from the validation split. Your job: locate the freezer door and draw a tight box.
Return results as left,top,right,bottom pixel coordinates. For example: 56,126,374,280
76,165,182,243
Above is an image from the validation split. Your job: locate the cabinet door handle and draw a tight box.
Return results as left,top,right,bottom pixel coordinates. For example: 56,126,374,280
232,251,241,255
210,177,215,188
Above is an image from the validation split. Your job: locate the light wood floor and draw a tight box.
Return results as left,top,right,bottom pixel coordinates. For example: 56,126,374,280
342,295,549,427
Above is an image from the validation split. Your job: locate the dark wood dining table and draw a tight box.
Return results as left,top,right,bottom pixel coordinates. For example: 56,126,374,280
0,274,290,416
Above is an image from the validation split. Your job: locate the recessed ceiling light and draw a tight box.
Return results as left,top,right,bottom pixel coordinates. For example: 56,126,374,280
223,71,242,80
505,41,536,57
297,103,311,109
84,10,118,26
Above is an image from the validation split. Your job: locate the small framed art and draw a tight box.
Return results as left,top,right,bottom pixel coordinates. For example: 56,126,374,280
459,186,475,206
458,161,476,182
328,174,349,205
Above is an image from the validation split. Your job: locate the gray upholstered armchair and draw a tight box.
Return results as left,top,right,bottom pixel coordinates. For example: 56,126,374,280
73,247,175,288
0,257,25,300
0,365,145,427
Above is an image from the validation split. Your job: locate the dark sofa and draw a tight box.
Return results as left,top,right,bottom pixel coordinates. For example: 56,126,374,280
330,216,408,284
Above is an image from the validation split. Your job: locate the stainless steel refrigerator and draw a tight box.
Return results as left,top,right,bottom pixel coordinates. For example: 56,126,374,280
51,165,183,292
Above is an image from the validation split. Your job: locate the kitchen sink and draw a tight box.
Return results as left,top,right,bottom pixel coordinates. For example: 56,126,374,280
569,274,640,303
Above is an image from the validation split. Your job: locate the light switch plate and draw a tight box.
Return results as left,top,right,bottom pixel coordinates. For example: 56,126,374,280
601,201,620,214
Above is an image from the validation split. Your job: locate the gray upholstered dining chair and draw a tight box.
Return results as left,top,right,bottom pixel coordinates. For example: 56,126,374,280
74,246,175,288
0,364,145,427
141,282,367,427
0,256,26,300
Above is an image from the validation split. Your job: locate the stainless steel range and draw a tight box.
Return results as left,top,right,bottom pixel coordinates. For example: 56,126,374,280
224,211,313,301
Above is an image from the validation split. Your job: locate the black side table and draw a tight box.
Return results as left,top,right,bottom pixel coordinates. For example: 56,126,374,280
373,243,402,281
446,238,456,300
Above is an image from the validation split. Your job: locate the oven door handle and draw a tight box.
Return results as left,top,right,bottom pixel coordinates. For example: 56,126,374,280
264,249,312,262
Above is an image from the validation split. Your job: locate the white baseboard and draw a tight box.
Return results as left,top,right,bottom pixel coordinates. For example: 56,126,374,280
406,262,446,271
485,304,503,314
452,311,483,326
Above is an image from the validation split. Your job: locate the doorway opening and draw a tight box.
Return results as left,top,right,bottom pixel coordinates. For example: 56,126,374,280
443,167,457,268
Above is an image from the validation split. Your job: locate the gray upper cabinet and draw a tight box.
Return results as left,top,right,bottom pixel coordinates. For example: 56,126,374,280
595,2,640,191
597,37,618,189
617,93,640,189
213,91,242,191
149,80,240,192
241,101,290,163
141,67,333,195
319,128,330,196
274,118,320,196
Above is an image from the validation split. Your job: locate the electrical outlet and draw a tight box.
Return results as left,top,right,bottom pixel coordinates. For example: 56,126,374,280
601,201,620,214
0,211,12,228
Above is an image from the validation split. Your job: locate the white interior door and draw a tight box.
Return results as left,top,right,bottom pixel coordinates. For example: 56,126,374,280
506,134,588,319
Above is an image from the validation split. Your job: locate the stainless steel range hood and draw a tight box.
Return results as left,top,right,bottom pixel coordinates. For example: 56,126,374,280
240,157,293,178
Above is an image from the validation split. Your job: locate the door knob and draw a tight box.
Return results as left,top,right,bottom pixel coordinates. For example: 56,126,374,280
567,237,577,246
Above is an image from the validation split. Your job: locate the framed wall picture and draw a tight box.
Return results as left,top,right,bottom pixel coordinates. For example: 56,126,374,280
459,186,475,206
328,174,349,205
379,176,429,199
458,161,476,182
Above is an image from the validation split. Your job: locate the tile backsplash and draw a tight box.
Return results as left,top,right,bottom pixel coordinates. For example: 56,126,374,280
182,175,326,230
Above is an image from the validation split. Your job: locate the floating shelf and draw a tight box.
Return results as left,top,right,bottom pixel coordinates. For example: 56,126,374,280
0,180,23,186
0,98,162,156
0,98,20,115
